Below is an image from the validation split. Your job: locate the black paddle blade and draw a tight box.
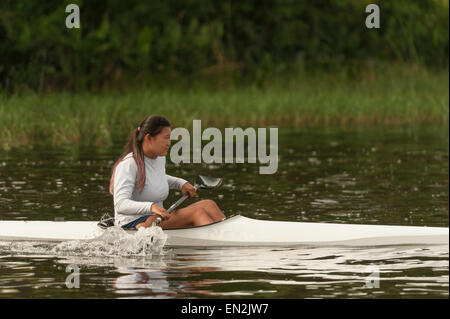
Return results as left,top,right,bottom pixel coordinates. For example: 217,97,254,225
196,175,222,189
97,213,115,229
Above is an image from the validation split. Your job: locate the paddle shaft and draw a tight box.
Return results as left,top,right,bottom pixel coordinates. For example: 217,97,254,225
167,193,191,213
154,186,197,225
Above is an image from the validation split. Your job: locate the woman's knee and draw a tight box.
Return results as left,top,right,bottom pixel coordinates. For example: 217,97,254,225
192,207,213,221
193,207,208,217
198,199,218,208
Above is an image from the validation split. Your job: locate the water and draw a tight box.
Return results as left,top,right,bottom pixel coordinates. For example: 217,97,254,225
0,125,448,298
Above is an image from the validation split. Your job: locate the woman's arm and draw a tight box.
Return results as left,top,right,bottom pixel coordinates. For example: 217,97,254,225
114,158,153,215
166,175,188,190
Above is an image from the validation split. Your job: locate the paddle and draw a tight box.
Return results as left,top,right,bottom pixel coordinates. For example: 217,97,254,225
154,175,223,225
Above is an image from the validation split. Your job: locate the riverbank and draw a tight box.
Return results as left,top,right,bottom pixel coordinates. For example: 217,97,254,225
0,64,448,151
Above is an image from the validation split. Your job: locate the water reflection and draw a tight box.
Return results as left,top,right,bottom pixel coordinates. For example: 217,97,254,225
0,240,448,298
113,269,173,298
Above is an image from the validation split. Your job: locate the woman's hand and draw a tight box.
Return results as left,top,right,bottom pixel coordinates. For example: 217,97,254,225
181,182,196,198
151,204,170,220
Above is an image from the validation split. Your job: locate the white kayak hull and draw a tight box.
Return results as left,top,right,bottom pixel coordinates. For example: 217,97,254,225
0,215,448,246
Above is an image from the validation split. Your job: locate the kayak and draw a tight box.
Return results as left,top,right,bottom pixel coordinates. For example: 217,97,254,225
0,215,448,246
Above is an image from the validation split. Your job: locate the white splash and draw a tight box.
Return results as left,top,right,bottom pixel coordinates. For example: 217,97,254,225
0,226,167,257
53,226,168,257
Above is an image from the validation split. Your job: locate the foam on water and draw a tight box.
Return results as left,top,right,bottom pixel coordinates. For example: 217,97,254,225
0,226,168,257
55,225,168,257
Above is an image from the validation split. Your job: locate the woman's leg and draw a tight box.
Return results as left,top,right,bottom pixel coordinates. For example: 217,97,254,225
159,200,225,229
186,200,226,222
136,200,225,229
159,206,213,229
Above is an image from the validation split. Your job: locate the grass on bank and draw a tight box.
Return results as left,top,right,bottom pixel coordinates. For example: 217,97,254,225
0,64,448,151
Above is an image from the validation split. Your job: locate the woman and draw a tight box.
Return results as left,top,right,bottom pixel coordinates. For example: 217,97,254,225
109,115,225,230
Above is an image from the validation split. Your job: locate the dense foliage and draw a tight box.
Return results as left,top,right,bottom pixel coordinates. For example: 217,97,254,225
0,0,448,92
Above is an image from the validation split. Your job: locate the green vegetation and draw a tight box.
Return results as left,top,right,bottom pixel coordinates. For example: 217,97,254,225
1,63,447,151
0,1,448,151
0,0,448,92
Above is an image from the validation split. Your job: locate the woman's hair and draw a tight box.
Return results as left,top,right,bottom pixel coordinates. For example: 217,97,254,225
109,115,171,195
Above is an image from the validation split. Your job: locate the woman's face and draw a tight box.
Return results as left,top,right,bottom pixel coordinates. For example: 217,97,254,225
147,126,171,157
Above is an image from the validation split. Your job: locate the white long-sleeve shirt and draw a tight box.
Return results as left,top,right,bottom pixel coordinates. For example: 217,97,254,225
113,152,188,226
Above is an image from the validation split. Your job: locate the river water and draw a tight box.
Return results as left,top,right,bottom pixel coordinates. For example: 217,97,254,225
0,125,448,298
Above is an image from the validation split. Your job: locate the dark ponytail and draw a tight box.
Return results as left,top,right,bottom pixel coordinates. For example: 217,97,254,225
109,115,171,195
